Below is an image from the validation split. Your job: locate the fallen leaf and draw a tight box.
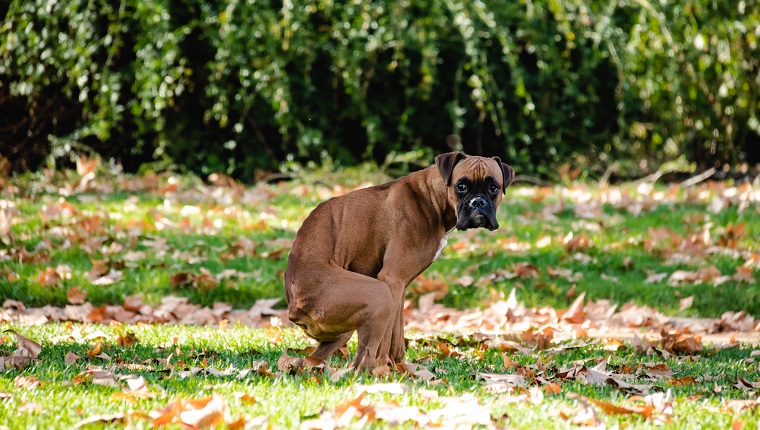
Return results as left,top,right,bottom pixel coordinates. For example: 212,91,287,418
397,362,436,381
233,392,256,405
0,330,42,370
478,372,526,388
557,400,604,427
117,332,139,347
67,287,87,305
409,275,449,300
87,259,109,281
679,296,695,311
668,376,699,386
87,342,102,357
73,413,126,429
15,376,41,389
82,369,117,387
426,395,495,427
587,397,653,418
179,395,227,428
38,267,62,286
277,353,306,374
112,376,155,401
561,292,587,323
661,332,703,355
64,352,81,364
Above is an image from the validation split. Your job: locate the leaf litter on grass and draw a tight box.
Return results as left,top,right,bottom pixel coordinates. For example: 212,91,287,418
2,163,760,428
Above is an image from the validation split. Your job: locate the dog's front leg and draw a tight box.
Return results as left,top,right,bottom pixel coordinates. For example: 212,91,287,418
373,275,408,365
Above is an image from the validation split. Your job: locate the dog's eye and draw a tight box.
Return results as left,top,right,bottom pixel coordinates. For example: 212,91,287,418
489,184,500,195
456,183,468,193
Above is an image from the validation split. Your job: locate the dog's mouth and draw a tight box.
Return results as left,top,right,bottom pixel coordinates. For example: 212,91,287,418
455,209,499,231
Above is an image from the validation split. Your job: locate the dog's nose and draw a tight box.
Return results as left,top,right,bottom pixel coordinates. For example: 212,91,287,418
469,196,487,208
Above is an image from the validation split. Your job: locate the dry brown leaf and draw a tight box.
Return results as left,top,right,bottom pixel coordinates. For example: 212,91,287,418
661,332,703,355
15,376,41,389
603,338,625,352
68,363,107,384
668,376,699,386
632,334,661,355
304,355,330,373
64,352,81,364
123,294,146,312
151,395,229,428
277,353,306,374
561,292,587,323
179,395,227,428
679,296,695,310
645,271,668,284
249,298,282,318
87,259,109,280
547,266,583,282
434,341,465,358
409,275,449,300
91,369,117,387
38,267,62,286
87,342,102,357
233,392,256,405
564,232,593,253
67,286,87,305
427,395,495,427
117,332,139,347
6,330,42,358
724,399,760,414
397,361,436,381
73,413,126,429
733,267,756,283
668,266,722,286
581,364,610,386
477,372,527,388
643,362,673,377
557,400,604,427
735,376,760,390
112,376,155,402
511,262,540,278
0,330,43,370
491,339,533,355
170,271,192,287
520,327,554,351
330,367,353,382
585,397,653,419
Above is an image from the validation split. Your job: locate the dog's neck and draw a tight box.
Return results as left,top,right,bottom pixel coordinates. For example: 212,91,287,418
407,167,458,233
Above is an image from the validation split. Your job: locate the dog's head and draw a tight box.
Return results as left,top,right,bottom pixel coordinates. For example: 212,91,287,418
435,151,515,231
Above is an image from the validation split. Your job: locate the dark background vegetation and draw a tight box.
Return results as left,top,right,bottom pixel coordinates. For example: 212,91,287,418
1,0,758,181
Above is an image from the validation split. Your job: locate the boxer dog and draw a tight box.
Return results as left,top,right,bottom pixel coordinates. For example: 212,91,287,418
285,151,514,370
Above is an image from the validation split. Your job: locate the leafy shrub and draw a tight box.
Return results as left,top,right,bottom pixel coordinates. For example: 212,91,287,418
1,0,758,179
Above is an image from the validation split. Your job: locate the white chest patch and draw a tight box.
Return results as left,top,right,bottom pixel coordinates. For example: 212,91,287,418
433,232,450,261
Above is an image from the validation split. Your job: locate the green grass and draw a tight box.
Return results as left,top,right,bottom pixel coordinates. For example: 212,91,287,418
1,166,760,428
3,169,759,316
0,323,759,429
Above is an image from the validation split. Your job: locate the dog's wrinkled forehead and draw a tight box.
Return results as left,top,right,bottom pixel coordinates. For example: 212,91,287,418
451,157,503,186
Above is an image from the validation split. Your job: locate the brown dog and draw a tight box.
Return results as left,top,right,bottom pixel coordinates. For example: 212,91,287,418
284,152,514,369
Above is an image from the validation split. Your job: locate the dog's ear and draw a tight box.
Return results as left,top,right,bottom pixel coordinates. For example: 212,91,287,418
492,156,515,193
435,152,466,186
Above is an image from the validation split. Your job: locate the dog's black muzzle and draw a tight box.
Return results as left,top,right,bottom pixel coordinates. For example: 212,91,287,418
456,195,499,231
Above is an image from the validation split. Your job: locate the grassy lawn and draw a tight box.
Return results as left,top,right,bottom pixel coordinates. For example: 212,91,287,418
1,323,759,429
1,163,759,428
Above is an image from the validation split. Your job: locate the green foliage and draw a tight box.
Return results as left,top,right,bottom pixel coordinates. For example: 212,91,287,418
1,0,758,178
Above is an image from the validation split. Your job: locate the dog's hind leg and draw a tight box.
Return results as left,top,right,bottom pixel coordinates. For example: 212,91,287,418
288,267,395,371
311,331,353,361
